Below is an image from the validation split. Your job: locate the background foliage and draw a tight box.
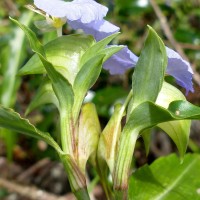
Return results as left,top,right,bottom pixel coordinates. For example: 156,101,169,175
0,0,200,199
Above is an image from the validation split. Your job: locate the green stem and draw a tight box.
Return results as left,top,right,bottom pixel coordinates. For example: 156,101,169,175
73,93,85,124
97,162,113,200
188,138,200,153
60,110,74,155
113,129,139,199
59,153,90,200
120,90,133,117
96,91,133,199
56,27,62,37
74,188,90,200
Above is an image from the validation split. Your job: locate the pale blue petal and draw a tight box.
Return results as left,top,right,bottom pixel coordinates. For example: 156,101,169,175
103,46,194,93
68,19,120,41
34,0,108,23
166,47,194,94
103,46,138,75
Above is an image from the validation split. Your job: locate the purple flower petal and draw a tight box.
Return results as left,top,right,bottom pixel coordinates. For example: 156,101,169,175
68,19,120,41
103,46,138,75
103,46,194,93
165,47,194,94
34,0,108,23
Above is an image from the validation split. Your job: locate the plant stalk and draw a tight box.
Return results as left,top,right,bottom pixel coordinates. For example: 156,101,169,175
59,153,90,200
113,129,139,199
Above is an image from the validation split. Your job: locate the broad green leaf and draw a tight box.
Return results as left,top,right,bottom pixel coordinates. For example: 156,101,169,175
128,153,200,200
77,103,101,174
18,34,95,84
98,104,123,173
114,100,200,190
72,54,105,122
127,100,200,131
0,105,61,153
142,82,191,158
11,18,74,154
80,32,120,67
25,77,58,115
130,26,167,111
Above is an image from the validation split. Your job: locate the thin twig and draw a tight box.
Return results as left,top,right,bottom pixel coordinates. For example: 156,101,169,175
149,0,200,85
16,158,51,182
179,43,200,50
0,177,75,200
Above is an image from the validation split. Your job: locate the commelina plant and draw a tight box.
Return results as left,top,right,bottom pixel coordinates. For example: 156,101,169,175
1,0,200,199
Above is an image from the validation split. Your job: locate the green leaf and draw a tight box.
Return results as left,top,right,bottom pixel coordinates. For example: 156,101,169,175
72,34,122,122
130,26,167,111
72,54,105,122
80,32,120,67
142,82,191,158
128,153,200,200
127,100,200,132
114,100,200,191
77,103,101,174
98,45,124,63
25,77,59,115
0,105,61,153
18,34,95,84
10,17,74,154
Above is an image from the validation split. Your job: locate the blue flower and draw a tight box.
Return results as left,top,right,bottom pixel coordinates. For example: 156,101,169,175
104,46,194,94
165,47,194,94
34,0,119,40
68,19,119,42
103,46,138,74
34,0,108,23
33,0,194,93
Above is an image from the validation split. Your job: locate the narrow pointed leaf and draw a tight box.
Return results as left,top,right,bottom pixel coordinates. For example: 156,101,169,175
73,54,105,122
98,45,124,63
129,153,200,200
0,106,61,153
130,26,167,110
80,32,120,66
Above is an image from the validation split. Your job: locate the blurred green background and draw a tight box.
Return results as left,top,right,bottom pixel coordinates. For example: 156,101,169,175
0,0,200,192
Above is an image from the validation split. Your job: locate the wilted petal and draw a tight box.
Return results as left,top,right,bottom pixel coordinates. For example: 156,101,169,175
34,0,108,23
166,47,194,94
103,46,138,75
68,19,120,41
